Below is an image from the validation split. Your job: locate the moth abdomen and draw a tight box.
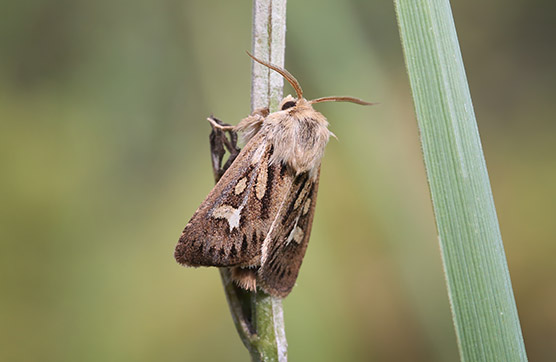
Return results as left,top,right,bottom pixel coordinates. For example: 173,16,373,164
231,267,258,291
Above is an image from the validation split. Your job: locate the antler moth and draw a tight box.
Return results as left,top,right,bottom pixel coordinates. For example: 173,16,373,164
174,53,371,298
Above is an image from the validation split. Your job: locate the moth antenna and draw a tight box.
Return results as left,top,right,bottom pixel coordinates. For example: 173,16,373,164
246,51,304,99
309,96,375,106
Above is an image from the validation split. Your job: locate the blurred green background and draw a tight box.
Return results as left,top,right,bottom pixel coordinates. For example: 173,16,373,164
1,0,555,361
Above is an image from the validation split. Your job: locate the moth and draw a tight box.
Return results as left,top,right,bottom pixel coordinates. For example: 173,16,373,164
174,53,371,298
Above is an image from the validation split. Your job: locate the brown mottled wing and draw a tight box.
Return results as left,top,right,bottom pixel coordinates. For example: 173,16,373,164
175,130,292,268
258,168,320,297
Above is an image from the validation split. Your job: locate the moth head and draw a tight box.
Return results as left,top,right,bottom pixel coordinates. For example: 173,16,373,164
247,51,374,110
279,95,298,111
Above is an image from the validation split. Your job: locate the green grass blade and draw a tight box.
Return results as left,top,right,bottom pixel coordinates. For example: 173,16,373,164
394,1,528,360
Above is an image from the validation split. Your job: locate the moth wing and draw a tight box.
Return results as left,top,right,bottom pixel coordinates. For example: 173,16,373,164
258,168,320,297
175,131,288,268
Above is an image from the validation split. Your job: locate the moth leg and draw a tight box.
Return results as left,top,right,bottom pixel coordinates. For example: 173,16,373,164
235,107,269,143
207,116,234,132
208,116,241,182
245,107,270,123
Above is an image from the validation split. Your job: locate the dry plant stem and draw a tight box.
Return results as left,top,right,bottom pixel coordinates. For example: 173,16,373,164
251,1,288,361
214,0,288,361
251,0,287,112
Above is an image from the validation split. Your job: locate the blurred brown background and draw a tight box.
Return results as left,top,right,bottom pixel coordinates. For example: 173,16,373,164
1,0,554,361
